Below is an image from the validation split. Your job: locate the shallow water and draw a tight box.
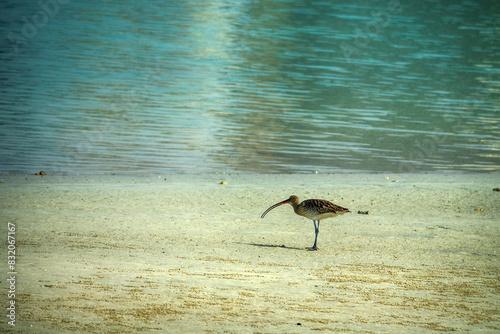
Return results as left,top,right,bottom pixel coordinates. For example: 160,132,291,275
1,0,499,174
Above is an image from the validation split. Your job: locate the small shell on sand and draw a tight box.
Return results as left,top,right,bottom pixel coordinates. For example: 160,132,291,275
34,171,47,176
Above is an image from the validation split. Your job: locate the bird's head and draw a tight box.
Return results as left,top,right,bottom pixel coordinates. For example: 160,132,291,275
261,195,300,218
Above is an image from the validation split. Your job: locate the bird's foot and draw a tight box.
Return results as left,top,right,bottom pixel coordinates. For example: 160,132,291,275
307,246,319,251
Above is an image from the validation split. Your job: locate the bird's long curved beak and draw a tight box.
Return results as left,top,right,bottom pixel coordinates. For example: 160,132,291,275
261,198,291,218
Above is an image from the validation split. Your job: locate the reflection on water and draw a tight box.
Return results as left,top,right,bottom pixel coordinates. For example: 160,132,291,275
0,0,499,174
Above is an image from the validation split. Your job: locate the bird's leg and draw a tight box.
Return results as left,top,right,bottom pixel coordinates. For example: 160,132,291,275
311,220,320,250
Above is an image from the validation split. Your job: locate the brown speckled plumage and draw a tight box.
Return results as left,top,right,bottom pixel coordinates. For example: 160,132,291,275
261,195,350,250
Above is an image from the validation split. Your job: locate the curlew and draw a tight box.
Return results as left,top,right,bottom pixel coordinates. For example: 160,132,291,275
261,195,350,250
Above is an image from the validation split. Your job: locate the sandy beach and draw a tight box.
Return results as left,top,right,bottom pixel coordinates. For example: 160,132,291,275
1,173,499,333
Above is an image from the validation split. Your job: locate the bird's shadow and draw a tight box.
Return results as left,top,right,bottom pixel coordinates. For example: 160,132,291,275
236,242,304,250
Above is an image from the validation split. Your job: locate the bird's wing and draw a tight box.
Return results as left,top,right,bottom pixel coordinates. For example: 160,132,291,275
303,199,349,214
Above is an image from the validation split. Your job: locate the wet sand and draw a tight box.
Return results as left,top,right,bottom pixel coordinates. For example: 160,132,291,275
1,173,499,333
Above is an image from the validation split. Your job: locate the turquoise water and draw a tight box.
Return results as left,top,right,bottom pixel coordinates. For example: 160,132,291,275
1,0,499,174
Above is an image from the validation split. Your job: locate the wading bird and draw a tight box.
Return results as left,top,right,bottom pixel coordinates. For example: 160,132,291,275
261,195,350,250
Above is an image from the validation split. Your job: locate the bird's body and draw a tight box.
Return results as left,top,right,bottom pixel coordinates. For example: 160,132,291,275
261,195,350,250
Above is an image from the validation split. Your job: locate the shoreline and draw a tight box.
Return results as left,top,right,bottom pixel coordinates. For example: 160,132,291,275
1,173,499,332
